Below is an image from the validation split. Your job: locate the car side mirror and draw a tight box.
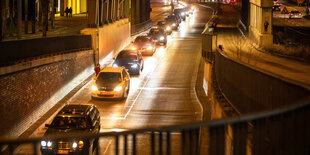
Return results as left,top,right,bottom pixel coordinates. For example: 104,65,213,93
113,58,116,60
126,69,129,72
131,41,134,43
92,76,96,80
45,124,50,128
124,77,129,81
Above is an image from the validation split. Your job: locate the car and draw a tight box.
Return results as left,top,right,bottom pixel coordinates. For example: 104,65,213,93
147,28,167,45
131,36,156,55
41,105,100,155
289,10,303,19
165,17,179,30
113,50,144,75
91,66,130,99
272,5,281,11
157,21,172,35
174,8,186,20
167,14,181,23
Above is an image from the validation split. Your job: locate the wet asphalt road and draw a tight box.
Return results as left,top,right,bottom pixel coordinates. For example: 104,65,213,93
15,2,214,155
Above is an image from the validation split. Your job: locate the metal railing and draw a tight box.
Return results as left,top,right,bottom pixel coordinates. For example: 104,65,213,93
1,97,309,155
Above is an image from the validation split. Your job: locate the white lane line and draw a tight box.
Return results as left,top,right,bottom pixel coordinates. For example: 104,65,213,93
103,140,113,155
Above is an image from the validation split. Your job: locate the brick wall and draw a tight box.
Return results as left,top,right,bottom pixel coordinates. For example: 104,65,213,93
0,50,94,137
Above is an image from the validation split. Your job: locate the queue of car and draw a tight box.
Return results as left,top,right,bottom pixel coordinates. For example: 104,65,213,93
40,4,195,155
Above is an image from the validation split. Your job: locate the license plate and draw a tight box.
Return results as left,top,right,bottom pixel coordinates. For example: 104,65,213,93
57,150,69,154
100,92,111,95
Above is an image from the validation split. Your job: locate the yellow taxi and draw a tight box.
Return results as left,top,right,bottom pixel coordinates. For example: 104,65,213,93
91,66,130,100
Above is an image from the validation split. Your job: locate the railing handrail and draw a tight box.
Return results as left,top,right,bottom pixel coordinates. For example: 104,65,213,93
1,96,309,145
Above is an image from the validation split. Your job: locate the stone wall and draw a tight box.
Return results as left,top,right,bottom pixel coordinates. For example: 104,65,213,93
0,50,94,138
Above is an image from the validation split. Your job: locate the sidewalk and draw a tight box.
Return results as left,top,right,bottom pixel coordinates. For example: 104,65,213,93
214,4,310,89
2,14,87,41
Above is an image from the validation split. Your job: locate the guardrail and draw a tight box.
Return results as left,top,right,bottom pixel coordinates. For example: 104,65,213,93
0,97,309,155
0,35,92,67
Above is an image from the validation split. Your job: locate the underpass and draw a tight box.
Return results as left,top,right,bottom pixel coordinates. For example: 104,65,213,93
12,2,214,154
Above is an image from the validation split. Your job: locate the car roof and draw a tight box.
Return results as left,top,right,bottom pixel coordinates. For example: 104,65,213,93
57,104,94,117
101,66,124,73
136,35,151,39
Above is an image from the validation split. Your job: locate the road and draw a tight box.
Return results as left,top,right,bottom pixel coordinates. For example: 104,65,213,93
14,2,213,155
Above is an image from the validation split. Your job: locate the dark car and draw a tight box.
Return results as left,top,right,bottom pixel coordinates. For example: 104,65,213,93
113,50,144,75
272,5,280,11
131,36,156,55
174,8,186,20
41,105,100,155
289,10,303,19
157,21,172,35
167,14,181,23
165,17,179,30
147,28,167,45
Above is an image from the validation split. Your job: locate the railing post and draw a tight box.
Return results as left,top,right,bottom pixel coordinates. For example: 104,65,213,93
166,131,171,155
209,126,225,155
124,135,128,155
115,135,119,155
159,132,163,155
232,122,247,155
151,132,155,155
132,134,136,155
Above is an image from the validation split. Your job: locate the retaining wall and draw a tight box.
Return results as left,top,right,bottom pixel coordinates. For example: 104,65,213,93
0,50,94,138
214,49,310,114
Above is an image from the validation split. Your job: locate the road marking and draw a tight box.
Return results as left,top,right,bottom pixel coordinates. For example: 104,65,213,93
103,140,113,155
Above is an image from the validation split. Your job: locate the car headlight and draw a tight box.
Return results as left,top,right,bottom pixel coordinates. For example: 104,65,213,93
92,84,98,91
172,23,176,27
147,46,153,50
159,36,165,41
41,141,47,147
72,142,78,148
47,141,52,147
114,86,123,91
131,64,138,68
166,26,171,31
131,46,137,50
113,63,118,67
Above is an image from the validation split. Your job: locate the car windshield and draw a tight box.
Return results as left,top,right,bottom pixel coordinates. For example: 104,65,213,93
149,30,161,35
51,116,87,129
97,72,122,83
135,37,151,43
117,52,138,60
157,21,165,25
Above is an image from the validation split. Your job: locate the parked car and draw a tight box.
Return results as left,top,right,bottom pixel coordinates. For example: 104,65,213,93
289,10,303,19
157,21,172,35
132,36,156,55
41,105,100,155
113,50,144,75
91,66,130,99
147,28,168,45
